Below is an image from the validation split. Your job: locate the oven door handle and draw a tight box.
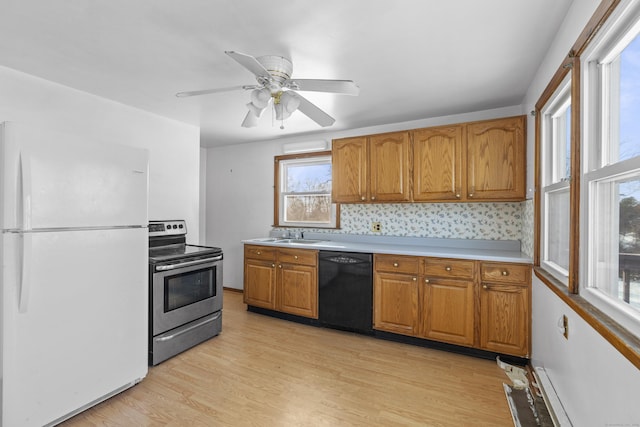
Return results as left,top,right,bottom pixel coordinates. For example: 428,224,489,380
155,255,223,271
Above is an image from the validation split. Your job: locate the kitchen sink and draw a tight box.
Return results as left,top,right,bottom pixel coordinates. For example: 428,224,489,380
247,237,282,242
277,239,326,244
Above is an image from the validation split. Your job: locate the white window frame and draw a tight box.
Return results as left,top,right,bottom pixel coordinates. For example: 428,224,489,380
581,0,640,337
540,75,572,284
275,154,338,229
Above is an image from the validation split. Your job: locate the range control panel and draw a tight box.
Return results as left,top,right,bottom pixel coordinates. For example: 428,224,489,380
148,220,187,237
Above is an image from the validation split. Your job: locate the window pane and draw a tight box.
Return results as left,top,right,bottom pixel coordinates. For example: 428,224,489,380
285,163,331,193
617,34,640,162
565,105,572,178
284,194,332,223
619,179,640,310
545,186,570,273
593,177,640,312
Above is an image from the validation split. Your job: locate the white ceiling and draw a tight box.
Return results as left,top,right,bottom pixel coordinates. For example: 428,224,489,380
0,0,573,147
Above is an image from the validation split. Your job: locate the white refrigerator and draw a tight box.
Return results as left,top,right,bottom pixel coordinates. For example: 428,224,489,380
0,122,149,426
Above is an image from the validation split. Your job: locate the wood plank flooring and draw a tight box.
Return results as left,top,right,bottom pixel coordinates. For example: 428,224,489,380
62,290,514,426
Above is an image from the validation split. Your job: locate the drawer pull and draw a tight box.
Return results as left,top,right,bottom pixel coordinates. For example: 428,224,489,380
278,264,282,269
256,251,261,255
482,284,488,289
393,262,399,267
424,278,430,283
371,196,376,200
294,255,299,260
445,266,452,272
502,270,509,276
271,263,275,268
361,196,366,201
412,277,417,281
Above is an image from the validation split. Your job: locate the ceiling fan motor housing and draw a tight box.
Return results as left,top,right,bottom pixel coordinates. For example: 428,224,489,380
256,55,293,89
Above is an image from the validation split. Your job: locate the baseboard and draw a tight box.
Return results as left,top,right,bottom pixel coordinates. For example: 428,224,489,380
223,286,243,294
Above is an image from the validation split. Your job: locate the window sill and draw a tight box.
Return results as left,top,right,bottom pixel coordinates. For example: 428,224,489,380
534,267,640,370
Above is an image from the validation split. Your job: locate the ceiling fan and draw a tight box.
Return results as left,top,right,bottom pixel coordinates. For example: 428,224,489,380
176,51,360,128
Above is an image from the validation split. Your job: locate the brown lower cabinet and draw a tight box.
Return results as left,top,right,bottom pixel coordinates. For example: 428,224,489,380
244,245,318,319
374,254,531,357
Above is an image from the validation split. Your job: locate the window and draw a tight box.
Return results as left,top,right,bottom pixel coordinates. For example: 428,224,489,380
540,75,572,284
582,1,640,335
274,151,338,228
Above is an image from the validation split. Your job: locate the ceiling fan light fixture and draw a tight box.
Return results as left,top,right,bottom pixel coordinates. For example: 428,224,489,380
281,91,301,114
246,102,266,118
241,110,259,128
250,87,271,108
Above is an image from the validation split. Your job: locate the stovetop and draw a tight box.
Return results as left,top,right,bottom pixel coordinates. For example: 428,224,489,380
149,243,222,263
148,220,222,264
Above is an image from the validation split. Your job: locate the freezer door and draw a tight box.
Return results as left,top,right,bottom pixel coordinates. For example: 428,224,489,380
1,122,148,230
1,228,148,427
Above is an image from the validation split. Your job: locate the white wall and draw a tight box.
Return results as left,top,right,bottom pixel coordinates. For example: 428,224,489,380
523,0,640,424
0,66,201,242
204,105,523,289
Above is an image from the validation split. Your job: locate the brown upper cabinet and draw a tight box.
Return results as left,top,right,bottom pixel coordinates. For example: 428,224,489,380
332,116,526,203
332,131,412,203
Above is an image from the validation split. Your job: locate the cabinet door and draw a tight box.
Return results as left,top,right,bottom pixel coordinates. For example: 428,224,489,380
479,283,529,356
369,132,412,202
422,278,475,347
412,126,464,201
244,259,277,310
466,116,525,201
373,272,419,336
278,263,318,319
332,137,368,203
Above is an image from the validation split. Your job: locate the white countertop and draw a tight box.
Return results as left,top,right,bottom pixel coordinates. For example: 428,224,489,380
242,233,532,264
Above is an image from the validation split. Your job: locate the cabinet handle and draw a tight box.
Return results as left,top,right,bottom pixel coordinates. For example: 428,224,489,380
256,251,261,255
424,278,430,283
393,262,399,267
502,270,509,276
271,263,275,268
482,284,488,289
468,193,474,198
455,193,461,199
278,264,282,269
412,277,417,281
361,196,366,201
294,255,298,260
371,196,376,200
445,266,452,271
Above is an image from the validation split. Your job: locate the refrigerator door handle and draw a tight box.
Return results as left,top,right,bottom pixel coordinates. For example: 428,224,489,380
19,233,32,313
20,151,33,230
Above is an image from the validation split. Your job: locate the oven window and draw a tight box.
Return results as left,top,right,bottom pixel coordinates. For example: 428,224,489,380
164,267,216,312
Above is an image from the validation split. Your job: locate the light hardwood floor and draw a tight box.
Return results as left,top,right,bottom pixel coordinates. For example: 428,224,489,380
62,290,514,426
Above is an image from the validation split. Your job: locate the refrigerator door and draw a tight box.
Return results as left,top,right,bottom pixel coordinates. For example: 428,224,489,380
1,228,148,427
1,122,148,230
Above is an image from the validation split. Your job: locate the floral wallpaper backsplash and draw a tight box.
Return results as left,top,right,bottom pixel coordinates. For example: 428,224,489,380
339,202,524,240
279,202,535,253
521,199,534,258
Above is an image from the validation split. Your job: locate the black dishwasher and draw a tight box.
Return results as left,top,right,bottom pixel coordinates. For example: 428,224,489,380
319,251,373,334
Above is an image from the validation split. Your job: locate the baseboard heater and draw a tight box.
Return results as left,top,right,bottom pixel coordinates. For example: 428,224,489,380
532,367,572,427
498,358,572,426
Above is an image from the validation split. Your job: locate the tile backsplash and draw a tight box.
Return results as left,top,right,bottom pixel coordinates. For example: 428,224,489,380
275,201,535,255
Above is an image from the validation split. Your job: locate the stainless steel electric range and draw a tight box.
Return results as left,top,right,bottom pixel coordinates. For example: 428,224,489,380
148,220,223,365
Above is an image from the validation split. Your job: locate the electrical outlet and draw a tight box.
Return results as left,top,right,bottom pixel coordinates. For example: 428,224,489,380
371,222,382,232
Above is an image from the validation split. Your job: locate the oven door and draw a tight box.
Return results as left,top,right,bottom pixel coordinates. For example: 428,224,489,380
152,255,223,336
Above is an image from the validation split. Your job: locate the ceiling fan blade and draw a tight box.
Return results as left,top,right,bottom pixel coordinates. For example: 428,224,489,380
225,51,272,79
287,79,359,95
292,93,336,127
175,85,256,98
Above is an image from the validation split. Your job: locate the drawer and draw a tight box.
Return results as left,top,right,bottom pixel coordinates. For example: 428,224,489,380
423,257,475,279
481,262,530,284
244,245,277,261
375,254,420,275
278,248,317,266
